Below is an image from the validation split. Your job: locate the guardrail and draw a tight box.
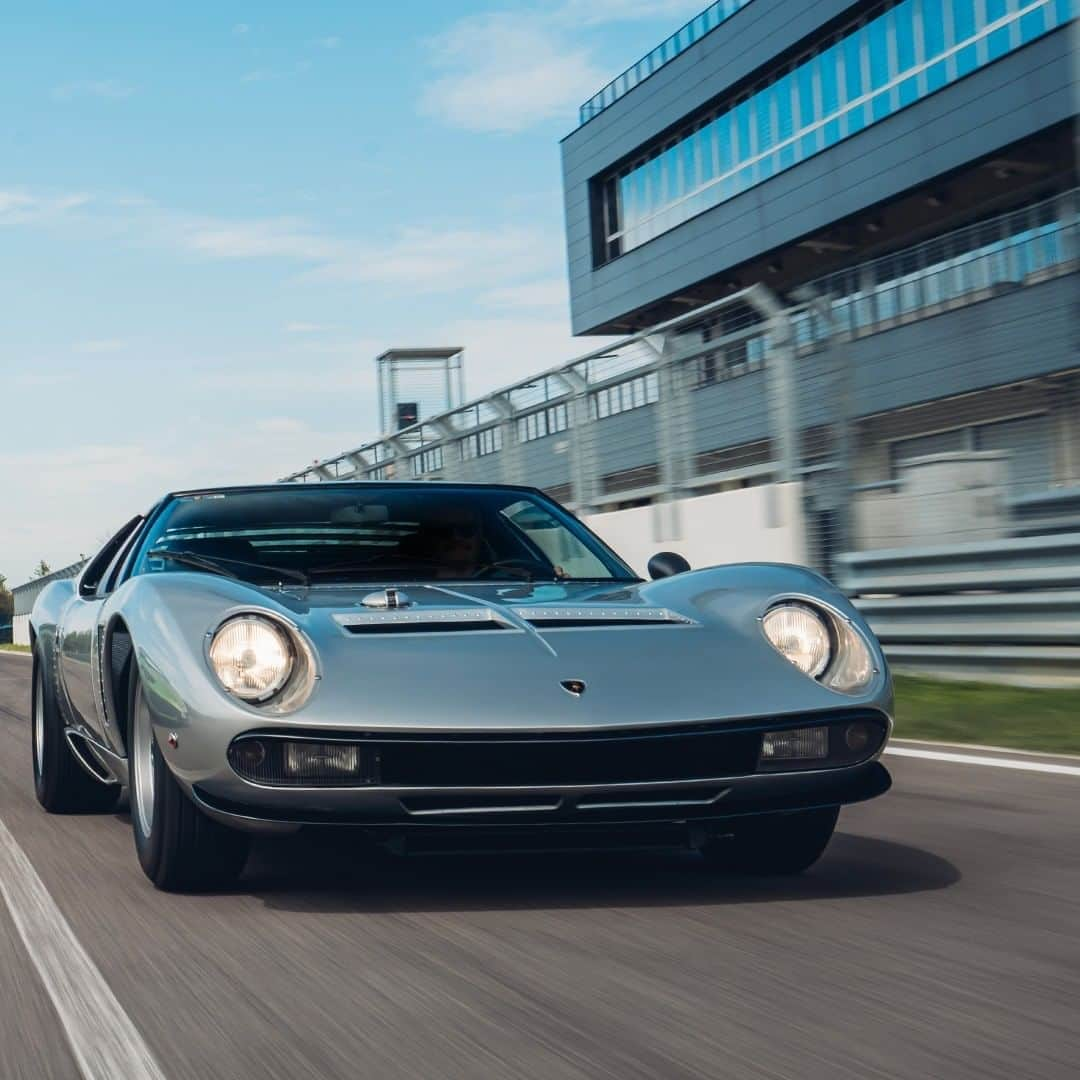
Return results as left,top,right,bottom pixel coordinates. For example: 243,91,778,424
837,534,1080,685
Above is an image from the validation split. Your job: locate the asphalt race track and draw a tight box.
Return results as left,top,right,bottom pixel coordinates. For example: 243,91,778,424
1,652,1077,1080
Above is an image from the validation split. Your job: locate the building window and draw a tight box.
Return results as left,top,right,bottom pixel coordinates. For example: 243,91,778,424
590,371,659,420
410,446,444,477
517,403,569,443
595,0,1072,264
460,427,502,460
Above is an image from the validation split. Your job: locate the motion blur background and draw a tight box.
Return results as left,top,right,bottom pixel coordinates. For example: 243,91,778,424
6,0,1079,704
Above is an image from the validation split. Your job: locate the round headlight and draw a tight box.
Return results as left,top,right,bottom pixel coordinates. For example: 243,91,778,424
209,615,294,702
762,603,831,678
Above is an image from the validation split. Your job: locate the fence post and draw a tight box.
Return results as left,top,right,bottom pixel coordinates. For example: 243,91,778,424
429,419,460,482
646,332,692,542
747,284,797,486
487,393,521,486
557,368,596,513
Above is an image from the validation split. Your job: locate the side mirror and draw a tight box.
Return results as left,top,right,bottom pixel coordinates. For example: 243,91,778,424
647,551,691,579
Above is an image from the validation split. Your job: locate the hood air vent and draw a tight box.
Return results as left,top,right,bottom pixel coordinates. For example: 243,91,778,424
514,607,695,629
334,608,512,635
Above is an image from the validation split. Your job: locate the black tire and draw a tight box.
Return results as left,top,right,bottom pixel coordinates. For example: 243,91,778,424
702,806,839,875
32,645,120,814
127,661,249,892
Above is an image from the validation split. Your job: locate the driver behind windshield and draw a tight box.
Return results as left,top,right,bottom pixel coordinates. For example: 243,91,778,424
402,507,488,579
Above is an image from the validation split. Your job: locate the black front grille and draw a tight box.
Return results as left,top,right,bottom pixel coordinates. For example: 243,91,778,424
376,728,762,786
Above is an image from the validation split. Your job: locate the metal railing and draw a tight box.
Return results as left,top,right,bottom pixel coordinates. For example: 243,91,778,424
577,0,753,127
281,285,786,517
797,190,1078,346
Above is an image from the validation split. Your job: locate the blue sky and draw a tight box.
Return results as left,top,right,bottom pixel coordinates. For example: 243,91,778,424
0,0,705,584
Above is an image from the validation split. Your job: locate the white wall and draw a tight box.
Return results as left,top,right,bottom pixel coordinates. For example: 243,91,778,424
12,614,31,647
584,483,806,578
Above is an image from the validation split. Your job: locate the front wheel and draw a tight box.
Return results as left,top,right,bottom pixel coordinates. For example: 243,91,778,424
702,806,839,875
127,662,249,892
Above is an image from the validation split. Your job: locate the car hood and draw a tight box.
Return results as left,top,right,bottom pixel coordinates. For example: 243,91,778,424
118,568,891,732
264,571,889,730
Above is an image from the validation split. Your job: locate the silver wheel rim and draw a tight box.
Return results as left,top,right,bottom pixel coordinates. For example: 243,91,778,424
132,685,156,838
33,668,45,777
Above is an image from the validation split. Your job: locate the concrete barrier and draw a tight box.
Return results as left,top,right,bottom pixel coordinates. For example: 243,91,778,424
585,482,806,577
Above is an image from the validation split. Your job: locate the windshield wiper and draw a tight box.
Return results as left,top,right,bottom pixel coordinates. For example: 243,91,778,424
148,549,309,586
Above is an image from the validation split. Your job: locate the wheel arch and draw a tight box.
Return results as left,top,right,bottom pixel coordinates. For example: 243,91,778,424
103,616,136,755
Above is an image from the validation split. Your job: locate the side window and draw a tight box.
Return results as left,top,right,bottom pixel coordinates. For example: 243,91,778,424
99,519,148,597
77,516,144,599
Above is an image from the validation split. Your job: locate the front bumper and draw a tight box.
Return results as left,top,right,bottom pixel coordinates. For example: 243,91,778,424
163,708,892,835
188,761,891,836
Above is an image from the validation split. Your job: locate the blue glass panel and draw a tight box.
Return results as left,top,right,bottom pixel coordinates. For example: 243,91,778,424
796,60,818,157
1019,1,1046,40
733,99,754,194
985,0,1010,60
842,27,866,135
953,0,978,77
774,72,796,169
921,0,949,93
702,120,720,185
1054,0,1075,29
895,0,919,107
755,88,775,179
819,42,842,146
681,130,699,202
715,114,736,203
867,16,891,120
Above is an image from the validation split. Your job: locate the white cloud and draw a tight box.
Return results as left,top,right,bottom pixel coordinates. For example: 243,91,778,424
232,23,249,35
482,278,568,311
52,80,134,102
254,417,309,435
434,317,618,395
12,372,74,388
3,187,560,299
308,224,561,293
312,36,341,49
72,338,126,354
420,1,704,133
179,216,337,261
284,321,334,334
419,13,603,134
554,0,702,27
0,190,91,226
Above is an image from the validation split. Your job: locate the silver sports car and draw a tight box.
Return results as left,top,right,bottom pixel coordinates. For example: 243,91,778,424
30,482,892,891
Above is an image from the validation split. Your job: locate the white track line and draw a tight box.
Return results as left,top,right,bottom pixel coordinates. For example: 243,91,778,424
0,816,166,1080
885,745,1080,777
891,737,1080,761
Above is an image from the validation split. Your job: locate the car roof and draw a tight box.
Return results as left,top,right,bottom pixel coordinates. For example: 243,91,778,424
166,480,548,500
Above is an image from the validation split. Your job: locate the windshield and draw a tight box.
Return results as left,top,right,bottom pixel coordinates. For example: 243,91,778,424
131,486,637,586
